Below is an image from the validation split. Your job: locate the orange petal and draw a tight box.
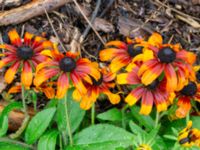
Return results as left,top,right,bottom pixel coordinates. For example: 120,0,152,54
72,89,82,101
125,87,144,106
148,32,162,47
4,61,20,84
24,32,34,46
140,91,153,115
0,56,15,69
8,29,22,47
104,91,120,104
8,85,21,94
105,41,127,49
56,73,69,99
0,44,17,53
42,87,55,99
176,97,191,118
138,59,158,77
99,48,118,61
176,50,196,65
21,61,33,89
71,72,87,95
164,64,177,92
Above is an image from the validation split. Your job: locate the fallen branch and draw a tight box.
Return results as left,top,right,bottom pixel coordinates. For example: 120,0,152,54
0,0,71,26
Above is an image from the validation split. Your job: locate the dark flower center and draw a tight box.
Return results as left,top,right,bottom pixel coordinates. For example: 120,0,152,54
179,137,190,144
17,46,34,60
146,79,159,90
196,70,200,83
92,74,103,86
127,44,143,57
157,47,176,63
181,82,197,96
59,57,76,72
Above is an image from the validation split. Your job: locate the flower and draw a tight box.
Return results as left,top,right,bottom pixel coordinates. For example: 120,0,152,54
178,121,200,147
175,81,200,118
99,37,153,73
117,64,173,115
8,82,55,99
73,65,120,110
34,44,100,99
138,33,196,92
0,29,52,88
136,144,152,150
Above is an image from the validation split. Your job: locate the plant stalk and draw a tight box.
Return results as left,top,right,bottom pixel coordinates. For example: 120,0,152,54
91,103,95,125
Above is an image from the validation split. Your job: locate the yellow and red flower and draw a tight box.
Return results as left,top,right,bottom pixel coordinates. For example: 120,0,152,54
8,82,55,99
178,121,200,147
0,29,52,88
138,33,196,92
117,65,173,115
73,65,120,110
99,37,153,73
175,81,200,118
34,44,100,99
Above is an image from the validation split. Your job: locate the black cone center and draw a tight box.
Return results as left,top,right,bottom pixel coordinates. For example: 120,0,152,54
146,79,159,90
158,47,176,63
127,44,143,57
181,82,197,96
59,57,76,72
17,46,34,60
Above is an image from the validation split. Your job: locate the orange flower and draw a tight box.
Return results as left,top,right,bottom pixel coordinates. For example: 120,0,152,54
175,81,200,118
99,37,152,73
138,33,196,92
117,65,172,115
0,29,52,89
34,44,100,99
73,65,120,110
8,82,55,99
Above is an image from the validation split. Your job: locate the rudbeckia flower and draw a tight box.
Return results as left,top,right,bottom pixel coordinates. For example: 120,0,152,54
138,33,196,92
8,82,55,99
0,29,52,88
117,65,173,115
73,65,120,110
99,37,153,73
175,81,200,118
136,144,152,150
178,121,200,147
34,44,100,99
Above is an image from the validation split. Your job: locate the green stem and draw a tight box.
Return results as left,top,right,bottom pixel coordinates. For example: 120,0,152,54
186,112,190,123
91,103,95,125
63,93,73,146
122,104,129,129
21,85,28,116
155,111,160,128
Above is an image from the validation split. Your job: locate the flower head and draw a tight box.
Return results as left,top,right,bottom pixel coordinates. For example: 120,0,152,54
99,37,153,73
136,144,152,150
0,29,52,88
73,64,120,110
34,44,100,99
138,33,196,92
178,121,200,147
117,65,173,115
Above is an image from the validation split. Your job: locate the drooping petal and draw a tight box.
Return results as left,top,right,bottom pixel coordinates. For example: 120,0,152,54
104,91,120,104
0,56,16,69
72,89,82,101
164,64,178,92
70,71,87,95
35,60,58,73
41,87,55,99
154,89,167,112
176,50,196,65
176,96,191,118
125,87,144,106
24,32,34,46
176,68,187,91
99,48,119,61
21,61,33,89
8,85,21,94
138,59,158,76
109,56,130,73
56,73,69,99
140,90,153,115
141,63,164,86
117,72,140,85
4,61,20,84
8,29,22,47
34,68,59,87
33,41,53,53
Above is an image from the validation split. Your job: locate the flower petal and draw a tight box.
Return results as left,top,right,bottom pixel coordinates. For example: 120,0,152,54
8,85,21,94
8,29,22,47
148,32,162,47
140,91,153,115
176,96,191,118
0,56,16,69
125,87,144,106
105,41,127,49
42,87,55,99
104,91,120,104
21,61,33,89
56,73,69,99
176,50,196,65
24,32,34,46
4,61,20,84
0,44,17,53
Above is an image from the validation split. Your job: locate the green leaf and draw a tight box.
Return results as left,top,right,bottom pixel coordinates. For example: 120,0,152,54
56,88,85,134
0,141,29,150
129,120,146,135
68,124,134,150
130,106,154,130
97,108,122,122
191,116,200,129
25,107,56,144
0,102,23,137
38,129,59,150
45,99,58,109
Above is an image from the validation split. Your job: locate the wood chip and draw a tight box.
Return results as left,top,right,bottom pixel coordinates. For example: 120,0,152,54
93,18,114,33
176,14,200,28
